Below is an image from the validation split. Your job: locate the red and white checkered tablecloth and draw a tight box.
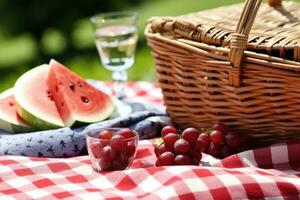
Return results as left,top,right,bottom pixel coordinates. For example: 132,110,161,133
1,82,300,200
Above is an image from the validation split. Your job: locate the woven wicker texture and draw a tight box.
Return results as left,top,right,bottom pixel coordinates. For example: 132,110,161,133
145,0,300,146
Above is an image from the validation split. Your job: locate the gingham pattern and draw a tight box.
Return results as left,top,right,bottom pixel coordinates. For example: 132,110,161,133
101,81,164,106
1,82,300,199
1,140,300,199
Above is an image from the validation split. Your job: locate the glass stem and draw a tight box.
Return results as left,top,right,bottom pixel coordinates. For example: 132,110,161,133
112,70,128,99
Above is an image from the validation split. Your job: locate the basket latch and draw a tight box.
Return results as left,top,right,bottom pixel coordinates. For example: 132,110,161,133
228,33,248,87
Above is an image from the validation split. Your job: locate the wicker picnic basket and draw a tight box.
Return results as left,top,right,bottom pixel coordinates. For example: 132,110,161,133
145,0,300,146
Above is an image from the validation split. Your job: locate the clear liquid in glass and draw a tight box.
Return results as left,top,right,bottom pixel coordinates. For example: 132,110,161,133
95,25,138,71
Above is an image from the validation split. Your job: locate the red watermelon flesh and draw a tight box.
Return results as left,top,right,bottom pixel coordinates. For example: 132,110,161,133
47,59,115,127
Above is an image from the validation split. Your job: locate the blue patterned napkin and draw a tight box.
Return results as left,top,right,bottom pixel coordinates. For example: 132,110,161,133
0,101,171,158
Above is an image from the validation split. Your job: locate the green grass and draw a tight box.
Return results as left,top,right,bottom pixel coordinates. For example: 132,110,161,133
0,0,247,92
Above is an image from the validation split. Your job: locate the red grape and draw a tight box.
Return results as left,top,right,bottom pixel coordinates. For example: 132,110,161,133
196,133,210,150
210,130,224,145
163,133,179,151
220,145,233,158
161,125,177,137
98,130,113,140
208,142,221,157
118,128,135,139
174,139,190,154
99,160,112,171
155,159,161,166
175,155,191,165
182,128,199,143
156,143,168,156
101,146,116,161
189,145,202,160
126,142,136,157
113,152,129,170
190,157,201,165
158,152,175,166
113,160,128,170
198,133,210,146
225,133,241,149
90,143,103,159
110,135,127,151
190,146,202,165
212,122,227,132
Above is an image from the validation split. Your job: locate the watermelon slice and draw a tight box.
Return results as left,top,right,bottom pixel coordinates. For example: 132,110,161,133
47,59,115,126
0,88,33,133
14,64,65,130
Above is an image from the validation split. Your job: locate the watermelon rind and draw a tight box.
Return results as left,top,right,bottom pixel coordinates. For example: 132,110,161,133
14,64,65,130
16,104,63,131
0,88,33,133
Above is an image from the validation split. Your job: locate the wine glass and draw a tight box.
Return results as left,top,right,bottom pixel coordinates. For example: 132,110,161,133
91,11,138,99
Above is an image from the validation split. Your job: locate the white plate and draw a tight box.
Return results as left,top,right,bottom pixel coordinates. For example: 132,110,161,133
87,79,132,118
110,98,132,119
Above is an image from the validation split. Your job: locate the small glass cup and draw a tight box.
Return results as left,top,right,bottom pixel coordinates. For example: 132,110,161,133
90,12,138,99
86,128,139,172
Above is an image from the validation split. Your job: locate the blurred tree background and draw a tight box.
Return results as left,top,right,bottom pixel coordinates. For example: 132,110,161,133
0,0,247,92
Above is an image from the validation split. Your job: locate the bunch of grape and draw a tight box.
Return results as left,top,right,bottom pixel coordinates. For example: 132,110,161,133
154,123,242,166
202,123,242,158
154,126,203,166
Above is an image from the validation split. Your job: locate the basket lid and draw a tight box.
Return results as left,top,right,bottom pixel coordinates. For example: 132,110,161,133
149,1,300,61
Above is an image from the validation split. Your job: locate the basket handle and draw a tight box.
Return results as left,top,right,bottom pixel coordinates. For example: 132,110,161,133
228,0,282,87
268,0,282,7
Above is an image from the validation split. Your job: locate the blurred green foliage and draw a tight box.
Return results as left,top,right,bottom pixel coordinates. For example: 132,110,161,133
0,0,246,92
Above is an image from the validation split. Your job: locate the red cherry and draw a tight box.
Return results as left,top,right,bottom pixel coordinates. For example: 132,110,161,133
101,145,116,161
174,155,191,165
212,122,227,133
158,152,175,166
210,130,224,145
98,130,113,140
208,142,221,157
225,133,241,149
118,128,135,139
163,133,179,151
110,135,127,151
182,128,200,143
161,125,177,137
174,139,190,154
90,143,103,159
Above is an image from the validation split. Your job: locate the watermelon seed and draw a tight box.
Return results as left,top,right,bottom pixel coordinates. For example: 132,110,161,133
8,102,14,106
78,82,84,88
55,85,59,92
46,90,54,101
61,102,64,107
81,96,89,103
69,83,75,92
